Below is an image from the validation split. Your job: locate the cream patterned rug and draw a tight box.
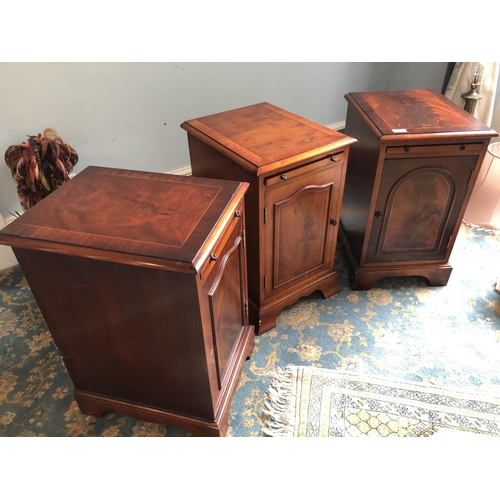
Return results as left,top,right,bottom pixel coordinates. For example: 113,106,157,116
263,366,500,437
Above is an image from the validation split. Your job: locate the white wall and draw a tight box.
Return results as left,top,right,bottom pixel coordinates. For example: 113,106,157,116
0,62,448,220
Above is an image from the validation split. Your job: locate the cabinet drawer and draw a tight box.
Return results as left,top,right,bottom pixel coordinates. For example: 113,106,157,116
200,201,245,281
385,143,484,158
265,152,345,187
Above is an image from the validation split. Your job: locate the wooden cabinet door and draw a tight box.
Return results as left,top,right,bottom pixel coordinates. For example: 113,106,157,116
366,155,477,264
207,217,248,389
263,161,343,300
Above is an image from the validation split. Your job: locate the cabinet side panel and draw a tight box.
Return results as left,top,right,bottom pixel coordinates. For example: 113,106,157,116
341,106,380,263
187,135,261,304
14,249,215,419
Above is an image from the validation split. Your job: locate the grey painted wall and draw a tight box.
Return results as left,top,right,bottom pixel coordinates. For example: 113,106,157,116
0,62,448,219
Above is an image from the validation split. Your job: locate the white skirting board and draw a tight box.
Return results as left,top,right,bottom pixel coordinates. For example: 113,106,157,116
167,165,192,176
0,215,18,270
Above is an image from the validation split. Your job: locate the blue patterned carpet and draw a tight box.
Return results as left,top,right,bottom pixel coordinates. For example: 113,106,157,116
1,223,500,437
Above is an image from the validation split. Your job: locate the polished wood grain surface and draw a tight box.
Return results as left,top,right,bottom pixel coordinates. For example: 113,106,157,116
346,89,496,139
15,248,215,418
340,90,497,290
182,103,356,333
0,167,248,273
182,102,355,175
207,234,245,389
0,167,254,436
263,160,341,298
339,106,380,265
368,157,474,262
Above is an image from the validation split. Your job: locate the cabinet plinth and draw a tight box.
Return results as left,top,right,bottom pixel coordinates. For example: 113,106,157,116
0,166,254,436
340,89,498,290
181,102,356,334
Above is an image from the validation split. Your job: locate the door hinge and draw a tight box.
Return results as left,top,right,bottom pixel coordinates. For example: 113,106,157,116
264,207,268,224
243,229,246,248
264,275,268,289
245,300,248,316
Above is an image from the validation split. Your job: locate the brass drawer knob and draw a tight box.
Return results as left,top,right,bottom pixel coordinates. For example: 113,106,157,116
281,173,287,180
331,155,339,162
234,210,242,218
210,253,218,262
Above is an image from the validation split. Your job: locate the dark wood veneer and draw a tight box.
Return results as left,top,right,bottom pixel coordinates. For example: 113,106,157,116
181,103,357,333
340,89,498,290
0,167,254,436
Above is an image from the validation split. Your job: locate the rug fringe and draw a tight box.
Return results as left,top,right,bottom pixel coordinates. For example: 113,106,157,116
262,366,296,437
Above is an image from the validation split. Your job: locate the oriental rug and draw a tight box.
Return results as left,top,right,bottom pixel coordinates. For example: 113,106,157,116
263,365,500,437
2,222,500,436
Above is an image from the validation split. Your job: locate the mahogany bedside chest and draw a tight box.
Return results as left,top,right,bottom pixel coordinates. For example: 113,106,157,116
340,89,498,290
181,102,357,334
0,166,254,436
